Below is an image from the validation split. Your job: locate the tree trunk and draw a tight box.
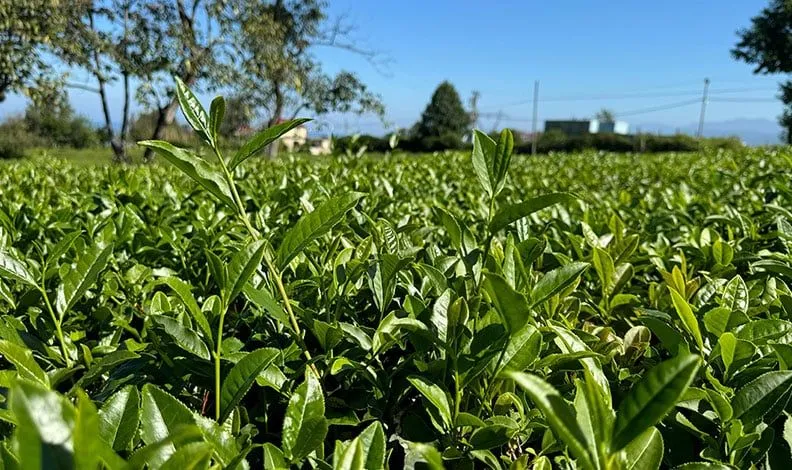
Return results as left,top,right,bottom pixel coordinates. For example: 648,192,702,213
266,86,285,158
143,98,179,162
89,10,128,164
117,70,131,163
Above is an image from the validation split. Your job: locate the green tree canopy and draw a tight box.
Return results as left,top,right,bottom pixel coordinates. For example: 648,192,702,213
596,109,616,122
732,0,792,142
414,81,470,142
228,0,386,156
0,0,88,104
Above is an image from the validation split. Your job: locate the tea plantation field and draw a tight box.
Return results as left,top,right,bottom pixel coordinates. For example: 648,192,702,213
1,143,792,468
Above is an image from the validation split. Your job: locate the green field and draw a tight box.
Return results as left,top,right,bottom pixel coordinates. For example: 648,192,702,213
1,144,792,468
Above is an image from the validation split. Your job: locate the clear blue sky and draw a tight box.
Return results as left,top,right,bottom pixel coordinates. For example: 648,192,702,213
0,0,785,136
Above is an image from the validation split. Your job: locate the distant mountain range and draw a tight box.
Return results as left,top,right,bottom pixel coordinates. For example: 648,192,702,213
634,118,782,146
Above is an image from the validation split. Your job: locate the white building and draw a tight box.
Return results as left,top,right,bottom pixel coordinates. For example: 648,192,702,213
280,124,308,152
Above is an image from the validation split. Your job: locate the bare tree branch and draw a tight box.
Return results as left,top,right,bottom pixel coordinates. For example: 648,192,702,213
65,81,100,93
312,14,393,77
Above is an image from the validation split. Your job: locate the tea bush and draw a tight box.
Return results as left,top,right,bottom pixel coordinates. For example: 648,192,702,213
0,81,791,469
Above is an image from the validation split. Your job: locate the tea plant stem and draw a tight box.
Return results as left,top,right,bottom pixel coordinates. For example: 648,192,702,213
39,285,71,368
215,311,226,421
212,145,318,377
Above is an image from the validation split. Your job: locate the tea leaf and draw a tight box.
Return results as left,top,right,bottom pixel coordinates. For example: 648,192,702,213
224,240,267,305
531,262,589,307
669,289,704,351
623,427,663,470
507,371,597,469
612,353,700,450
56,242,113,318
0,251,36,286
0,340,48,386
150,315,210,360
137,140,236,209
407,376,453,430
174,76,210,143
231,118,312,169
489,193,577,233
732,370,792,427
219,348,279,423
282,372,328,462
276,192,365,269
99,385,141,452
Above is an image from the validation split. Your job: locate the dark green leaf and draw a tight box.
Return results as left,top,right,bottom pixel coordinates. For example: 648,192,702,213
469,424,513,450
497,323,542,373
209,96,225,142
55,241,113,318
151,315,210,360
732,371,792,427
276,192,365,269
231,118,312,169
224,240,267,305
137,140,236,209
219,348,279,423
531,262,589,307
623,427,664,470
282,372,328,462
482,271,531,333
160,277,214,349
489,193,577,233
98,385,141,452
612,353,701,450
507,371,596,469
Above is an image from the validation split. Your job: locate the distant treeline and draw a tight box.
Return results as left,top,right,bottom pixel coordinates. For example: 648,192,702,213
0,105,200,159
334,130,746,154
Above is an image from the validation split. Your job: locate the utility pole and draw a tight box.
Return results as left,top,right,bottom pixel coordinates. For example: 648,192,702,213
696,78,710,139
531,80,539,156
469,90,480,129
493,110,503,133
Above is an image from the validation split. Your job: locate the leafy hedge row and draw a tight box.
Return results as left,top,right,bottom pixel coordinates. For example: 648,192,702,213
333,131,745,154
0,83,791,468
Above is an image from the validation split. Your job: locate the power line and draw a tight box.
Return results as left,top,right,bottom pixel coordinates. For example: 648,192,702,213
710,97,779,103
614,99,703,117
480,87,777,111
487,98,702,123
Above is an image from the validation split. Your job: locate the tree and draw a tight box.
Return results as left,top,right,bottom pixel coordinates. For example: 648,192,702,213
229,0,386,157
596,108,616,122
732,0,792,143
23,101,98,148
0,0,88,105
414,81,470,146
64,1,157,162
134,0,240,161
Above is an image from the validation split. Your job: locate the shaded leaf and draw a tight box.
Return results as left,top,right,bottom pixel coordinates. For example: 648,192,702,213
407,376,453,430
151,315,210,360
